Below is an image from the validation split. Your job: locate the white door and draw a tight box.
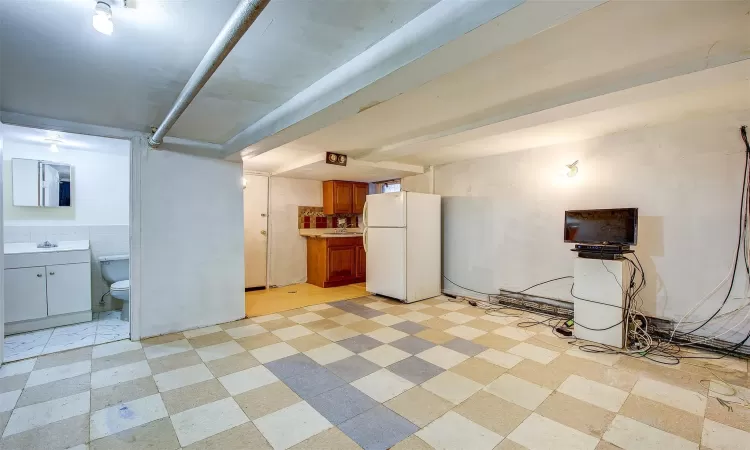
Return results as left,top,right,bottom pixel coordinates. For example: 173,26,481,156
244,174,269,289
366,227,406,300
47,263,91,316
5,267,48,322
365,192,405,228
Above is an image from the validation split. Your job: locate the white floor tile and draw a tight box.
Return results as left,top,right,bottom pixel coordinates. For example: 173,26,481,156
144,339,193,360
25,360,92,388
631,377,707,416
360,345,410,367
272,325,313,341
417,411,503,450
43,334,96,355
252,313,284,323
508,413,599,450
183,325,223,339
250,342,299,364
288,312,325,324
416,346,469,369
371,314,405,326
445,325,487,340
253,401,332,450
494,327,535,341
317,326,360,342
439,312,474,324
702,418,750,450
90,393,168,440
435,302,468,311
226,324,267,339
304,343,354,365
405,302,431,311
603,415,699,450
219,365,278,396
484,374,552,410
365,327,409,344
351,369,415,402
3,391,90,437
0,390,22,413
92,340,142,359
565,347,620,366
422,371,483,405
557,374,628,412
0,358,37,378
91,360,152,389
508,343,559,364
171,397,250,447
3,330,51,362
400,311,431,323
363,302,391,310
305,304,332,312
478,315,519,325
196,341,245,362
331,313,364,326
476,349,523,369
153,363,214,392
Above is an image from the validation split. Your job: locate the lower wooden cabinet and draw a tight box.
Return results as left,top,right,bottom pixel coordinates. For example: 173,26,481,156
307,236,365,288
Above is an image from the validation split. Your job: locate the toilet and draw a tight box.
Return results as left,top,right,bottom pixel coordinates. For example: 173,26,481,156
99,254,130,321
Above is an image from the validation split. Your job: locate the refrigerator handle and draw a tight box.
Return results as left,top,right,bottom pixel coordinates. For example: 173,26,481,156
363,228,368,253
363,200,368,227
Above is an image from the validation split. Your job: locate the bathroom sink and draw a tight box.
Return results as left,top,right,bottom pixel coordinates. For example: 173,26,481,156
4,240,90,254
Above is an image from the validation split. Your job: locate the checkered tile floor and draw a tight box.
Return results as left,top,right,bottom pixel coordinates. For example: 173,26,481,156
1,295,748,449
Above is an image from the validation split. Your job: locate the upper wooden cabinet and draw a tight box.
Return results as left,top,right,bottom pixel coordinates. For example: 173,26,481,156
323,181,369,215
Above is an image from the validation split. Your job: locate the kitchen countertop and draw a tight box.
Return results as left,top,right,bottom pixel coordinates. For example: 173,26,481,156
300,228,363,238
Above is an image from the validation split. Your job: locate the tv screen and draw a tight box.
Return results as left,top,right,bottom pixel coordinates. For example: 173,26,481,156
564,208,638,245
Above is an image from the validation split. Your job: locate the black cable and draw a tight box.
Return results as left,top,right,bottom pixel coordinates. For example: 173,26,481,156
515,276,574,293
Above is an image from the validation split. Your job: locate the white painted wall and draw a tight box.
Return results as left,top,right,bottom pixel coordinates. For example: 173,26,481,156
406,111,750,346
1,123,5,362
134,143,245,338
269,177,322,287
3,140,129,225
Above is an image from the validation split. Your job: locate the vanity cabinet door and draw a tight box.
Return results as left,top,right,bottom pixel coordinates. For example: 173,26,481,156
46,263,92,316
5,267,48,322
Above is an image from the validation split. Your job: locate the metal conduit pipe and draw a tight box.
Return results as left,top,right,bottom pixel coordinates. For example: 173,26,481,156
148,0,270,148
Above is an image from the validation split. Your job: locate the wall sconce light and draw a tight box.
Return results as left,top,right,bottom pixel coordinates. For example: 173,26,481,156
566,160,579,178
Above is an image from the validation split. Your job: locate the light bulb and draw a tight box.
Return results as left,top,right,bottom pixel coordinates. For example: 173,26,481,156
50,144,59,152
93,2,113,35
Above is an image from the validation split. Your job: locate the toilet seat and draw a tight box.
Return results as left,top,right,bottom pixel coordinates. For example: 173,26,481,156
111,280,130,291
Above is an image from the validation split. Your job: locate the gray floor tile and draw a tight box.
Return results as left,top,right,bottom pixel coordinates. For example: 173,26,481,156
16,373,90,408
184,422,271,450
307,384,379,425
33,347,92,370
283,366,346,399
443,338,487,356
339,335,383,354
91,349,146,372
0,413,89,450
389,336,435,355
265,354,321,380
0,411,10,437
325,356,380,383
90,417,180,450
387,357,445,385
391,321,426,335
339,405,418,450
0,374,29,394
90,376,159,411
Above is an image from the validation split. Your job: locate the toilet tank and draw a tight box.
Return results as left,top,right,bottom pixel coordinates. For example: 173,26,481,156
99,254,129,284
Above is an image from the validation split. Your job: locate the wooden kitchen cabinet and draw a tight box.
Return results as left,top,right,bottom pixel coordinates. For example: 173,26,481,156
307,236,366,287
323,181,369,215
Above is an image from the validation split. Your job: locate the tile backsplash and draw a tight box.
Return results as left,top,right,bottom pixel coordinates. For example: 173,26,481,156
4,225,129,313
298,206,359,229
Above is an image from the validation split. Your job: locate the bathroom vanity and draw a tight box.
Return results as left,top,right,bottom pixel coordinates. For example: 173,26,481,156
4,240,92,334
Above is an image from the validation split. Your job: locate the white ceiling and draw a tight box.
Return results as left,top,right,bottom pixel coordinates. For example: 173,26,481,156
0,0,439,143
2,123,131,155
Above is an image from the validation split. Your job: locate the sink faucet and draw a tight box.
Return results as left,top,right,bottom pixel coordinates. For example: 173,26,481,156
37,241,57,248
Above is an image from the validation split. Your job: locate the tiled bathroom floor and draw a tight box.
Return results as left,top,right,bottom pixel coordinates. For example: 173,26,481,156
3,311,129,362
0,296,748,449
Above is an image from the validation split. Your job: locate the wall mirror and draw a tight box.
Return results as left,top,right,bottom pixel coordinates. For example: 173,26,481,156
12,158,73,207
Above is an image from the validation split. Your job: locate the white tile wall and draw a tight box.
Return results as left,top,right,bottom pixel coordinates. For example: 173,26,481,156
4,225,129,312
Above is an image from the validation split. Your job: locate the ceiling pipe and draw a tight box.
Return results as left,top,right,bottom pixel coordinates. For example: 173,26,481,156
148,0,270,148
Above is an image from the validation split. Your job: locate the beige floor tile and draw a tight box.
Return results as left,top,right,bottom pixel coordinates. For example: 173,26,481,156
90,376,159,412
236,332,282,350
422,371,483,405
161,378,230,415
451,358,508,385
508,359,568,390
557,374,628,412
147,350,204,375
0,413,89,450
273,325,314,341
382,305,411,316
143,339,193,360
361,345,411,367
631,377,707,416
288,312,325,324
422,317,456,331
494,439,530,450
318,326,360,342
615,357,706,394
90,417,180,450
25,360,91,388
454,390,532,436
92,340,142,359
259,318,298,331
91,349,146,372
508,413,599,450
550,354,639,392
415,328,454,344
250,342,299,364
702,418,750,450
304,343,354,365
346,319,384,334
385,386,453,427
473,334,518,351
196,341,246,363
33,347,92,370
315,309,346,320
15,373,90,408
234,381,302,420
154,363,214,392
331,313,366,326
416,346,469,369
183,326,224,339
391,434,434,450
508,342,560,365
536,392,616,438
446,325,487,340
205,352,259,378
372,314,405,327
494,327,535,342
619,394,703,443
188,331,234,349
419,306,449,317
290,426,361,450
252,401,332,450
476,349,523,369
304,318,341,333
219,318,257,330
252,313,285,323
484,374,552,410
704,392,750,431
170,397,249,447
400,311,432,323
417,411,503,450
594,441,621,450
286,333,332,352
564,347,621,367
91,360,151,389
604,415,699,450
439,312,476,325
479,313,521,325
141,332,185,347
435,302,469,311
465,318,505,332
184,422,271,449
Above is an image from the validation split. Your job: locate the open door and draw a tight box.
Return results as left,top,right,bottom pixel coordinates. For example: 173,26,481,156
243,174,269,290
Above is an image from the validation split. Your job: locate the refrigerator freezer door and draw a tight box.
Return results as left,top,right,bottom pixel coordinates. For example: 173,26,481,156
366,227,406,300
365,192,406,228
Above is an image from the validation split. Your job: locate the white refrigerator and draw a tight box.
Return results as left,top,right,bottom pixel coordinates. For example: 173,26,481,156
363,191,441,303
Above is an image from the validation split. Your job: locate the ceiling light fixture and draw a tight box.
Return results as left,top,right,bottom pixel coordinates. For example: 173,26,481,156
93,2,114,35
566,160,579,178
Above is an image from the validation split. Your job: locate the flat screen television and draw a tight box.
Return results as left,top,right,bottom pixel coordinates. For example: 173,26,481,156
564,208,638,245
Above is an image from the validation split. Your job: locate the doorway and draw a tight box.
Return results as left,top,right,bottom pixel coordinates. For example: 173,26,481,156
244,173,269,290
